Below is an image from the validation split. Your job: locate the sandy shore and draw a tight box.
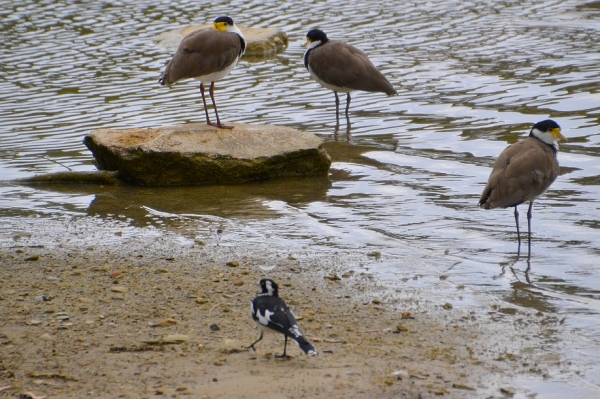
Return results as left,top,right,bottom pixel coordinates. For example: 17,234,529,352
0,217,568,398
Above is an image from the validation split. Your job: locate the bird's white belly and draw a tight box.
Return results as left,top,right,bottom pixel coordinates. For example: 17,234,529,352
194,58,239,83
308,67,355,93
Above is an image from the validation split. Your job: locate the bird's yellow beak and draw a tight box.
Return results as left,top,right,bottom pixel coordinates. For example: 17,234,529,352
303,38,310,47
212,21,228,32
551,127,567,141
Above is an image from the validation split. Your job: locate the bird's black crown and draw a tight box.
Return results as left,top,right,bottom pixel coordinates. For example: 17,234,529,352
214,16,234,25
306,29,329,43
531,119,560,133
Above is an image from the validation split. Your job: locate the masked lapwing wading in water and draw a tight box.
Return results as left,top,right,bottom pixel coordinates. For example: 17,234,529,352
303,29,397,118
158,16,246,129
478,119,567,251
248,279,318,358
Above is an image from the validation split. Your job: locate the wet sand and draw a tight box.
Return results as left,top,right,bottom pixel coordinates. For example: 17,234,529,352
0,217,567,398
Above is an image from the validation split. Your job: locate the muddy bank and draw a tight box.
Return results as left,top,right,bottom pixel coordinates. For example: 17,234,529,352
0,217,569,398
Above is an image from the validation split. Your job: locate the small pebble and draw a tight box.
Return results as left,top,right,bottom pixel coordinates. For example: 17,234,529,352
34,295,51,302
39,333,55,341
162,334,189,343
111,271,123,280
452,383,475,390
209,324,220,331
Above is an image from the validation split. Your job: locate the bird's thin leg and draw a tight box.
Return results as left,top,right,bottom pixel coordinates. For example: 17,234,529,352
247,332,263,351
334,92,340,118
345,93,351,116
275,336,288,358
514,206,521,250
527,201,534,254
208,82,233,129
199,83,212,126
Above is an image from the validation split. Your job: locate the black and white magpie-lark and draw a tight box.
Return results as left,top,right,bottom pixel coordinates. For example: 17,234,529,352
248,278,318,357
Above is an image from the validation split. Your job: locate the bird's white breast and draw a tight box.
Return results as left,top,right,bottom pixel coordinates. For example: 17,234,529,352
193,57,240,83
307,65,355,93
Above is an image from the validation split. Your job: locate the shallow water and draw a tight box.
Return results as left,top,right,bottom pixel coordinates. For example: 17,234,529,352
1,0,600,396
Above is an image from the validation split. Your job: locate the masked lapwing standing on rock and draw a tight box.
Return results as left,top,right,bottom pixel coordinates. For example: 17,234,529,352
478,119,567,251
303,29,397,118
248,279,318,358
158,16,246,129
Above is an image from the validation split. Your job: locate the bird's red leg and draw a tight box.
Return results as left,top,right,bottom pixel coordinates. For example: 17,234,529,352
208,82,233,129
199,83,212,126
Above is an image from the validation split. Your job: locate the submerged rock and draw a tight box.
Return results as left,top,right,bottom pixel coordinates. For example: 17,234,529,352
13,170,122,185
83,123,331,186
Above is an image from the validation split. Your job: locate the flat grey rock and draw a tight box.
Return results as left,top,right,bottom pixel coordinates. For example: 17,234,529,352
83,123,331,186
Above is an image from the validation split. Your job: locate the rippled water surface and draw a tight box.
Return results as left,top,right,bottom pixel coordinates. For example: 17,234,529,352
2,0,600,396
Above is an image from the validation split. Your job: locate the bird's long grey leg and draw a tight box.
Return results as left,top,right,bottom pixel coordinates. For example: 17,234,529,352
199,83,212,126
208,82,233,129
334,92,340,118
247,332,263,351
345,93,351,116
527,201,534,254
514,206,521,251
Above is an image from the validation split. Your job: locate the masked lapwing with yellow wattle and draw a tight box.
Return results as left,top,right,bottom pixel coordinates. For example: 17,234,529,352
159,16,246,129
478,119,567,251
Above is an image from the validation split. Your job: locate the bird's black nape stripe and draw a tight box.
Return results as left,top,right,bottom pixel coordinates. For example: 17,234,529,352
214,16,234,25
237,35,246,56
303,49,312,70
304,29,328,71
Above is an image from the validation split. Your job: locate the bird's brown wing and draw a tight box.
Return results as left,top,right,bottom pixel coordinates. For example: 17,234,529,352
479,138,559,209
308,40,396,94
159,29,242,86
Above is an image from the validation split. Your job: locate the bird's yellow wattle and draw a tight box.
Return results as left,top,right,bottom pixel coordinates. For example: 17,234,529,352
212,22,227,32
552,128,567,141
